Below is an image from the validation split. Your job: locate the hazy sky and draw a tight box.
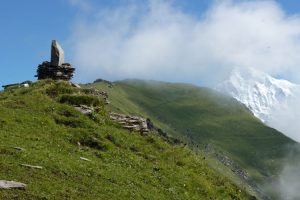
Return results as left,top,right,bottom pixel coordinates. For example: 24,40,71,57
1,0,300,87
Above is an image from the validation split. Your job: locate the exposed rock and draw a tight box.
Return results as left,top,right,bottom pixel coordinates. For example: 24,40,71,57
110,112,149,134
13,147,25,151
74,105,95,115
215,153,248,180
146,118,154,130
20,164,43,169
0,180,26,189
51,40,64,67
80,157,91,161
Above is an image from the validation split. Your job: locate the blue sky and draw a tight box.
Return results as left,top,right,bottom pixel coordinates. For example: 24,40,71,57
1,0,300,87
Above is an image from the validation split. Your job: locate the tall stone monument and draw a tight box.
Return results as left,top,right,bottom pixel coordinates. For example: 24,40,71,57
36,40,75,81
51,40,64,67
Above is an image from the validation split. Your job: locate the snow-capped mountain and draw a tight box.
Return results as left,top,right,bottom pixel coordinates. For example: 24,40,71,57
216,67,299,123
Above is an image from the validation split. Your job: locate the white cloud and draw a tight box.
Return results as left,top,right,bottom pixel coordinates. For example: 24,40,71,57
68,0,300,144
265,147,300,200
69,0,300,86
277,161,300,200
269,89,300,142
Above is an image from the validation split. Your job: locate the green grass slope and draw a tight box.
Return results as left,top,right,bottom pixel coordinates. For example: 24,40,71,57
90,79,297,183
0,80,254,199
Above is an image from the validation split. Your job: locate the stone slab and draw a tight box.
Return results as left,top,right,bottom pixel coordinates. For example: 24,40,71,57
0,180,26,189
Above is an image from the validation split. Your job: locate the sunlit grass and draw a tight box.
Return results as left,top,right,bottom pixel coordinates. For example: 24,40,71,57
0,80,253,199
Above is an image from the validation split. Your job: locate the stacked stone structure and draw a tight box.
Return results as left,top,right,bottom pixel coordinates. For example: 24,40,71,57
36,40,75,81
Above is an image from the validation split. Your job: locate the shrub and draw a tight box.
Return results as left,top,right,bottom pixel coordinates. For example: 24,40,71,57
79,136,108,151
59,94,102,107
105,134,122,147
54,117,88,128
46,81,76,98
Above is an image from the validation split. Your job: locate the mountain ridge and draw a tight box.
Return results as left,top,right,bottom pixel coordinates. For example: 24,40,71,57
90,78,297,197
0,80,256,199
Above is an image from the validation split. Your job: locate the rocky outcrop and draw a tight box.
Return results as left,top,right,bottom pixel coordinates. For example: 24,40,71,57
109,112,149,134
215,153,248,180
109,112,182,144
36,40,75,81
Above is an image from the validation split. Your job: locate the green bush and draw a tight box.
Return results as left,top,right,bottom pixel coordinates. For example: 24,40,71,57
79,136,108,151
45,81,76,97
59,94,102,106
54,116,89,128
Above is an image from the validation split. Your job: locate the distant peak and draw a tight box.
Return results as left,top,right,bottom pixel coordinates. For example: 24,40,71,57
217,67,299,123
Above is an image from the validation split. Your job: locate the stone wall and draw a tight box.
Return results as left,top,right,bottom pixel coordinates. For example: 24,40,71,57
109,112,149,134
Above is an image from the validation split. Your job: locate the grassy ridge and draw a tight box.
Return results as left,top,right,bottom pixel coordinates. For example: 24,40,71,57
0,80,254,199
90,79,297,183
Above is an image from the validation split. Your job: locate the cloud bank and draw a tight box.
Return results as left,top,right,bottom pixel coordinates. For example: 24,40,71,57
265,146,300,200
269,88,300,142
276,161,300,200
69,0,300,86
68,0,300,142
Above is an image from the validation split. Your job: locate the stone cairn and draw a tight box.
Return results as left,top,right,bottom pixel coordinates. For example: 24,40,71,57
109,112,149,134
36,40,75,81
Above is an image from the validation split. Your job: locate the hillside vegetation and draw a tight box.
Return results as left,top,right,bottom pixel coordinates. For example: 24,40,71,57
0,80,254,199
90,79,297,185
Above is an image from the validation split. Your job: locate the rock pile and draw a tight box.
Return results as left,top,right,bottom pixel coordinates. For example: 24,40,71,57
109,112,149,134
36,62,75,81
36,40,75,81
